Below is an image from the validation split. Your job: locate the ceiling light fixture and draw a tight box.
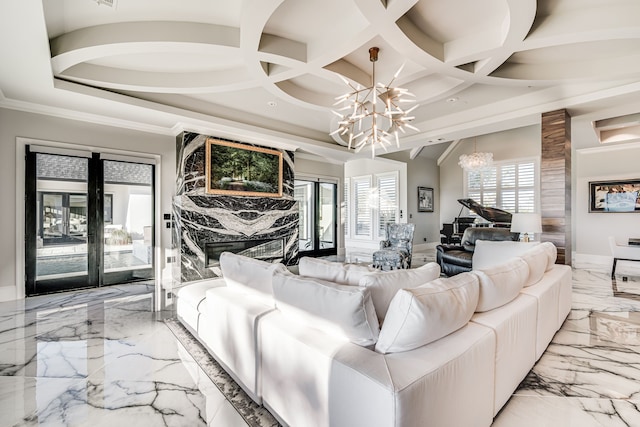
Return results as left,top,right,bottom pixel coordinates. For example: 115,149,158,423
458,137,493,172
331,47,418,157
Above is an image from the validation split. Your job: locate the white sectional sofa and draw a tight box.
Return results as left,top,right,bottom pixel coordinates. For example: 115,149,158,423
177,242,571,427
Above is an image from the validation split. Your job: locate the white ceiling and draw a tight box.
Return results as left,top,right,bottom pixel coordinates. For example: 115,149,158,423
2,0,640,162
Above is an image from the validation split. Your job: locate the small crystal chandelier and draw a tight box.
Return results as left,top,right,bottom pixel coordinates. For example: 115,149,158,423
331,47,418,157
458,137,493,172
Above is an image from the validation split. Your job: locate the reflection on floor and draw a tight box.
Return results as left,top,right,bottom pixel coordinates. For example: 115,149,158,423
0,282,250,426
37,251,148,277
2,258,640,426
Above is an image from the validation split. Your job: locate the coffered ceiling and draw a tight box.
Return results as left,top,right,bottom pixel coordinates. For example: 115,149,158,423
2,0,640,161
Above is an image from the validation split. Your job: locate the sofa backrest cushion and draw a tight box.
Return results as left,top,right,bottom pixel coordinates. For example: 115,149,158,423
540,241,558,271
472,240,540,270
518,244,550,287
375,272,479,354
472,258,529,312
272,271,380,347
358,262,441,322
461,227,518,252
298,256,377,286
219,252,286,301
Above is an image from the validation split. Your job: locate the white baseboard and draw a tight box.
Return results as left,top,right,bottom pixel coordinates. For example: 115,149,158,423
0,286,17,302
413,242,437,252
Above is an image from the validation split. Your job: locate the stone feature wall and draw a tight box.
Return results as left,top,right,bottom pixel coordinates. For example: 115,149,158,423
173,132,298,283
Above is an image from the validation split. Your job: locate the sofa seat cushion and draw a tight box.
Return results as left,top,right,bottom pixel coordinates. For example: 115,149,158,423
200,287,276,403
219,252,286,301
547,264,573,327
520,277,561,360
471,294,537,415
272,272,380,346
440,250,473,267
472,258,529,312
472,240,540,270
359,262,441,322
298,256,377,286
375,272,480,354
176,278,226,333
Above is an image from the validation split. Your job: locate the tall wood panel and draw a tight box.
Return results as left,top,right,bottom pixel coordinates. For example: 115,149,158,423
541,109,571,265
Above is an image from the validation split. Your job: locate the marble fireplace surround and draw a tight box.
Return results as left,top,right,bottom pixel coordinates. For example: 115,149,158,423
203,239,285,267
173,132,298,283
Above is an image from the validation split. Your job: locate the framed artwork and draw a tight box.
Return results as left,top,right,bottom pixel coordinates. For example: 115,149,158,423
205,138,283,197
418,186,434,212
589,179,640,212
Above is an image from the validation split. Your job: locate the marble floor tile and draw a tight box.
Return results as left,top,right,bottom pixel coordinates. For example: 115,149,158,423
0,284,248,427
494,268,640,425
493,396,640,427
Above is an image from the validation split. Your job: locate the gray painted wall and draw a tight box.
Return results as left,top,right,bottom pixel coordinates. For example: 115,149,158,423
383,151,439,244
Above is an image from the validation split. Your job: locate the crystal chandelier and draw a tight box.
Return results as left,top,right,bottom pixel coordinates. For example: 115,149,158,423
331,47,418,157
458,137,493,172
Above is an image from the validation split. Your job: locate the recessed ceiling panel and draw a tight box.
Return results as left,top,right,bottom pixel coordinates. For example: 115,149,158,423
44,0,242,37
405,0,508,44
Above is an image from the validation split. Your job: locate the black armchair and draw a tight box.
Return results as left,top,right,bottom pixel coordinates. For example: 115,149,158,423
436,227,519,276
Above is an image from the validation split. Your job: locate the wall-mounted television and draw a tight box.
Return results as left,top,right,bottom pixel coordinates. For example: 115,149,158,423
205,138,283,197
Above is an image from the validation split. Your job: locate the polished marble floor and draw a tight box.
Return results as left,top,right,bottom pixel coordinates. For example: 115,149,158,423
2,257,640,426
0,282,249,427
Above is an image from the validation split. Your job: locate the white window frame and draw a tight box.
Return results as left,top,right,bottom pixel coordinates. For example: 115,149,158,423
346,172,399,242
463,156,540,214
350,175,373,240
343,177,349,238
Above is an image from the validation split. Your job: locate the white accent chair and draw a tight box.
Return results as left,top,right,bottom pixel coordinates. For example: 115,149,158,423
609,236,640,279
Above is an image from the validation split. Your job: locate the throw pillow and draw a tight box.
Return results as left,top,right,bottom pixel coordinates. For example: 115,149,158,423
219,252,287,300
375,272,479,354
472,240,540,270
540,242,558,271
472,257,529,312
518,244,550,287
358,262,441,322
272,271,380,347
298,256,377,286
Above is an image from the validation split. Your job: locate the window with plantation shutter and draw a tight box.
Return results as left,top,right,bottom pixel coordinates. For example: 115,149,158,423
346,172,399,242
377,173,398,238
464,158,538,214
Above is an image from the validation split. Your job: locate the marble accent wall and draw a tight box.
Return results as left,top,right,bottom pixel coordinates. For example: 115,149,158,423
173,132,298,283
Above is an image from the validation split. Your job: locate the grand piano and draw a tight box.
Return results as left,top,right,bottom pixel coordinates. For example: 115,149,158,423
440,198,513,244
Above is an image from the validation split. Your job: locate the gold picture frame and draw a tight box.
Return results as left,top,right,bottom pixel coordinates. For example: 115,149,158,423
205,138,283,197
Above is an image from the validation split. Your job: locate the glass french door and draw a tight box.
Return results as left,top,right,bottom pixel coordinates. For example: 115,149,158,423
294,179,337,257
25,147,155,296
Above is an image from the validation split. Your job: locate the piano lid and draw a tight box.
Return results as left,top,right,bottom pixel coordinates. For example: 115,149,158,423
457,198,513,224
